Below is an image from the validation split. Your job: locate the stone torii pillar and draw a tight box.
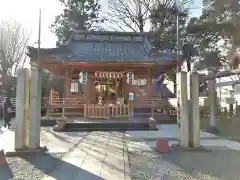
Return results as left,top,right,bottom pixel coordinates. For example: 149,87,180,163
177,71,200,148
14,67,45,152
15,68,30,150
177,71,189,147
28,67,42,149
190,72,200,147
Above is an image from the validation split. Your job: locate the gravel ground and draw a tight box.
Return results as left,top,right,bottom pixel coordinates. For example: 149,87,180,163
0,127,87,180
128,145,240,180
1,153,64,180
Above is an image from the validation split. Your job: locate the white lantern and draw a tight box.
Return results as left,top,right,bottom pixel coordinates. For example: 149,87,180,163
126,72,134,84
79,72,88,84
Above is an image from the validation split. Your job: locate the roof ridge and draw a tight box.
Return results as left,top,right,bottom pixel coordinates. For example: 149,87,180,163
70,30,151,36
59,31,152,47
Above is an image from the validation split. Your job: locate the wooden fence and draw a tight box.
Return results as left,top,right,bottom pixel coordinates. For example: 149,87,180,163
134,106,228,117
43,97,86,117
84,104,129,119
0,97,224,119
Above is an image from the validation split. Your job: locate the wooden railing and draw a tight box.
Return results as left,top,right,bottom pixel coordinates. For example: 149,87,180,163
200,107,228,117
84,104,129,119
133,106,228,117
43,97,85,106
43,97,86,117
40,97,231,118
133,99,174,117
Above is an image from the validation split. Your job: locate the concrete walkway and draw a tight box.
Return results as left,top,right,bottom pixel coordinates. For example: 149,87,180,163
125,124,240,152
42,132,130,180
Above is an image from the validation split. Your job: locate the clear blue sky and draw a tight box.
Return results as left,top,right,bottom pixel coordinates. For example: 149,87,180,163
0,0,202,48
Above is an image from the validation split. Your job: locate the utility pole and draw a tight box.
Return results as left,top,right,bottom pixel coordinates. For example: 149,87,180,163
38,9,41,66
28,8,43,149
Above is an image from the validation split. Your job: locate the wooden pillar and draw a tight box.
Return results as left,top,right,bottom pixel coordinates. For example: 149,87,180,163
147,67,152,96
174,75,177,97
84,75,90,102
50,88,53,104
64,66,70,98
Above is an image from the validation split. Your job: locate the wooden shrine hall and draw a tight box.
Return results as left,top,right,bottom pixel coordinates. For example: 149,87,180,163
27,31,180,119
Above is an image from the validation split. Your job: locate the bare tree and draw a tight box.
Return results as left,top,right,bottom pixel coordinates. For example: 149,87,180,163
107,0,192,32
0,21,30,96
0,21,30,76
107,0,150,32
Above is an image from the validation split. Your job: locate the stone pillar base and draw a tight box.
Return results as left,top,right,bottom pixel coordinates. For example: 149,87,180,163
6,146,48,157
53,121,66,132
53,117,68,132
206,126,219,134
149,117,157,130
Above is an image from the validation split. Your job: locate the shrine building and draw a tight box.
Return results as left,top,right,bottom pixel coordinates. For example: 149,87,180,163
27,31,180,119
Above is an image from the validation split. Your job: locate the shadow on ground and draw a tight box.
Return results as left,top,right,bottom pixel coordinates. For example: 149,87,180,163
4,152,103,180
0,163,14,180
161,150,240,179
128,148,240,180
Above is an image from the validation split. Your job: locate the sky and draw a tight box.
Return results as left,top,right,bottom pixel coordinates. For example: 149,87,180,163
0,0,202,48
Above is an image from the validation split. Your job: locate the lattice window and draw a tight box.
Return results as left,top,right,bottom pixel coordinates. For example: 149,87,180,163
71,79,79,93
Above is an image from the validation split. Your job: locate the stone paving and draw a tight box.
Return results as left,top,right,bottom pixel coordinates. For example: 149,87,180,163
42,132,130,180
1,121,240,180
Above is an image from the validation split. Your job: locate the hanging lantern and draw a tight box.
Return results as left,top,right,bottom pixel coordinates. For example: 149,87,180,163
79,71,88,84
126,72,134,84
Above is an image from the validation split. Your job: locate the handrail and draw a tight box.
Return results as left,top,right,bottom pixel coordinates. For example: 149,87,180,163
43,97,86,105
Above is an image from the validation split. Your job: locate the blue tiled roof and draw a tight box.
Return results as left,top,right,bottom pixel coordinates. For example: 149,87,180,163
52,40,149,61
28,31,179,62
149,52,178,61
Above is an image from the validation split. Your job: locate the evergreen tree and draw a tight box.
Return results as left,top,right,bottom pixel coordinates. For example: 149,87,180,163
187,0,240,69
50,0,104,42
149,2,189,52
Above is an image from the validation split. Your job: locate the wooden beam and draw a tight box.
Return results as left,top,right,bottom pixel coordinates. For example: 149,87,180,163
65,61,153,67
